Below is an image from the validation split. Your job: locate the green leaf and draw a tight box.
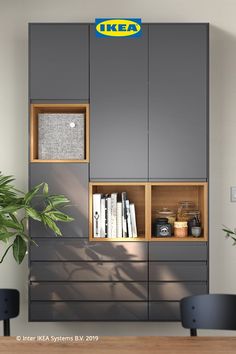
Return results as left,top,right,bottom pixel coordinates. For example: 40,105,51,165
24,183,44,204
222,228,235,235
46,210,74,222
25,207,42,221
0,204,23,214
43,183,49,196
41,215,62,236
47,195,70,207
12,235,27,264
0,217,23,231
0,231,18,243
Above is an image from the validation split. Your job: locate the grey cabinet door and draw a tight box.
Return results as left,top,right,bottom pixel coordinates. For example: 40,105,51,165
29,24,89,100
90,25,148,180
29,163,88,238
149,24,208,180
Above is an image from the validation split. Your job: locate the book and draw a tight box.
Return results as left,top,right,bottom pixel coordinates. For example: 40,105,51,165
130,203,138,237
126,199,133,237
107,196,112,238
100,196,106,237
93,194,101,237
121,192,128,237
116,201,123,238
111,193,117,238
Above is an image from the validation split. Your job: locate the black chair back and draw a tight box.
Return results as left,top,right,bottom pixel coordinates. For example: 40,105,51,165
180,294,236,336
0,289,20,336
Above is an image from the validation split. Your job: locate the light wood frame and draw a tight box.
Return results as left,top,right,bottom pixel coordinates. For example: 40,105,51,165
89,182,149,242
30,103,90,163
89,182,208,242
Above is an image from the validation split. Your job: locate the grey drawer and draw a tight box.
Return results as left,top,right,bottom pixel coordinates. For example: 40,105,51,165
30,239,148,261
30,282,147,301
149,282,208,301
149,242,207,261
149,302,180,321
30,301,148,321
149,262,207,281
30,262,148,281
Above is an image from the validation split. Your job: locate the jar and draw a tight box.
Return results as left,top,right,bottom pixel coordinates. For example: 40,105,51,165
174,221,188,238
153,218,172,237
188,216,201,236
155,208,176,227
177,201,200,224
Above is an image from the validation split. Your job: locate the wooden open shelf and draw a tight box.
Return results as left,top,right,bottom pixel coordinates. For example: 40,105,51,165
89,182,208,242
150,182,208,242
89,182,149,241
30,103,89,163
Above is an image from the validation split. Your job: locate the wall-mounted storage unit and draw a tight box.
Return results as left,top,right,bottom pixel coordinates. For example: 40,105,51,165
28,22,209,322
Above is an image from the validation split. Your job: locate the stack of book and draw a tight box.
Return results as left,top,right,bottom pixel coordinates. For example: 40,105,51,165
93,192,138,238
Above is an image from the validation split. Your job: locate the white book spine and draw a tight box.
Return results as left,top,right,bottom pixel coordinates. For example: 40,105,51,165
107,196,112,238
100,197,106,237
126,200,133,238
130,203,138,238
121,192,127,237
116,202,123,238
93,194,101,237
111,193,117,238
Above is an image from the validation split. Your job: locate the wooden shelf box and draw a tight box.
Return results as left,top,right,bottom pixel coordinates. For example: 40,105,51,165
30,103,89,163
89,183,148,241
150,182,208,242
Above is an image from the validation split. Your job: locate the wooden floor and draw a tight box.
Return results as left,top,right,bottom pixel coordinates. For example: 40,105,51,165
0,336,236,354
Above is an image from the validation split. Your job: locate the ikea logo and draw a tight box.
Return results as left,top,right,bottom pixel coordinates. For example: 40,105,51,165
95,18,142,38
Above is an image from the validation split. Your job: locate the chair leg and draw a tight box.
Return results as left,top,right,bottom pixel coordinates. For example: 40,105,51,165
3,319,10,336
190,328,197,337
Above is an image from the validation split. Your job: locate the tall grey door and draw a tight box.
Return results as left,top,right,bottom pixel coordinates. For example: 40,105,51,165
90,25,148,180
29,24,89,100
149,24,208,180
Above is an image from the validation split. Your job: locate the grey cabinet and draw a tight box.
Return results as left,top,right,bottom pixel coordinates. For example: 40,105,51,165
149,24,208,180
29,163,88,238
90,25,148,180
29,24,89,100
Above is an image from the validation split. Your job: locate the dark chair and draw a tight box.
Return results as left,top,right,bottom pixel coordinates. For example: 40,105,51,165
180,294,236,336
0,289,20,336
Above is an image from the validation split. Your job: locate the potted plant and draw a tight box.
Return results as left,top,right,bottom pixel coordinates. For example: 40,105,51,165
0,172,74,264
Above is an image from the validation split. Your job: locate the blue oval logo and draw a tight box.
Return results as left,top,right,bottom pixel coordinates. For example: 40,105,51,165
95,18,142,38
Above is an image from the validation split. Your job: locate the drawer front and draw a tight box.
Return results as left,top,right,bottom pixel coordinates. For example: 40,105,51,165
149,282,208,301
149,242,207,261
149,302,180,321
30,282,148,301
149,262,208,281
30,239,148,261
30,262,148,281
30,301,148,321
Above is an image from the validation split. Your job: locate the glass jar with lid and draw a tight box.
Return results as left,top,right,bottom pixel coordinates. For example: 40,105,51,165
155,208,176,226
177,201,200,222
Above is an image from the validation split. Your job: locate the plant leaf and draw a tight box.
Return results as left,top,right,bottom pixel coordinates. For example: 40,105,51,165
46,210,74,222
47,195,70,208
41,215,62,236
25,207,42,221
24,183,44,204
12,235,27,264
43,183,49,196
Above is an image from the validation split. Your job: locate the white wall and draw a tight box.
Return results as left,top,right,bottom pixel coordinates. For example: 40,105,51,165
0,0,236,336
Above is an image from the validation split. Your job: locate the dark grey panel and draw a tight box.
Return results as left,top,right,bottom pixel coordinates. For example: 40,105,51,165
29,164,88,238
149,24,208,179
149,242,207,261
149,262,207,281
30,282,147,301
149,302,180,321
149,282,207,301
29,24,89,99
30,262,148,281
90,25,148,180
30,301,148,321
30,239,148,261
